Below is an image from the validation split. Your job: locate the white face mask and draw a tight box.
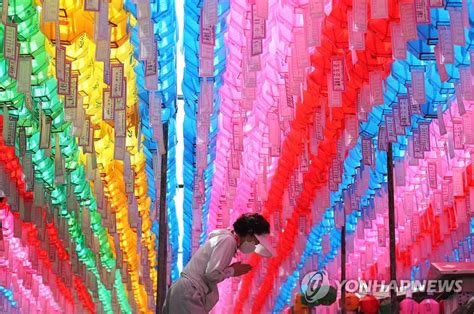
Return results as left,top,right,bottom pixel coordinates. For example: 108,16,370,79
239,241,256,254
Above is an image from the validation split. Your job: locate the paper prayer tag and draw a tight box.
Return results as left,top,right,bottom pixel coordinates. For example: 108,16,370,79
56,45,66,81
110,63,124,98
42,0,59,22
371,0,388,19
102,89,114,121
84,0,100,11
39,112,52,149
17,56,32,94
410,66,426,105
114,110,127,138
78,118,91,147
399,1,417,41
57,62,72,95
7,43,19,80
415,0,430,24
1,0,9,24
3,23,17,61
331,57,345,92
2,109,17,147
251,4,266,40
114,81,127,110
64,75,78,109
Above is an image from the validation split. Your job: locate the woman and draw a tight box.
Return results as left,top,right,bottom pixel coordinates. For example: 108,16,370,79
163,213,274,313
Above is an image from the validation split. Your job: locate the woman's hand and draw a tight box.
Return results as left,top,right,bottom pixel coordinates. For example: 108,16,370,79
230,262,252,276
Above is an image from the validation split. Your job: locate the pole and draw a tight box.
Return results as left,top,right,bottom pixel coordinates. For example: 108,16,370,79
387,143,398,313
157,123,169,313
341,222,346,314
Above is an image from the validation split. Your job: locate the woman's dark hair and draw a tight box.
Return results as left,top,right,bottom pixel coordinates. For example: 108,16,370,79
233,213,270,237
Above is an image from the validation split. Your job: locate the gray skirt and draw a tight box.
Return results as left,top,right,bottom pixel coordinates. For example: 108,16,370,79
162,276,208,314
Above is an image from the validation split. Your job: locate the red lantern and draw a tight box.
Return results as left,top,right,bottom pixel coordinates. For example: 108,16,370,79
359,295,380,314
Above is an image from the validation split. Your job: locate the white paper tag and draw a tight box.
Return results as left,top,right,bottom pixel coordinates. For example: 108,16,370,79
64,75,78,109
39,112,52,149
110,64,124,98
251,4,266,39
3,23,17,61
42,0,59,22
362,137,373,165
371,0,388,19
84,0,100,11
429,0,443,7
385,115,397,142
411,66,426,105
7,43,19,80
399,2,417,41
331,56,345,91
406,85,422,115
57,62,72,95
17,56,32,93
438,26,454,64
393,107,406,135
413,129,423,159
427,161,437,189
78,118,91,147
437,103,447,136
378,126,388,151
54,134,64,184
56,45,66,81
114,110,127,138
327,73,342,107
459,66,473,101
202,0,218,27
144,55,157,77
95,0,109,41
453,120,464,150
305,9,321,48
138,18,153,40
1,0,9,24
18,127,26,156
415,0,430,24
398,96,411,126
2,110,17,147
96,38,110,62
449,8,465,46
418,122,430,151
369,71,384,105
309,0,325,18
114,81,127,110
294,28,309,69
353,0,368,33
391,23,406,60
102,89,114,121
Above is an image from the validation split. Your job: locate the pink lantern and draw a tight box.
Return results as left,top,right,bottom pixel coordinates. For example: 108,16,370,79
419,299,440,314
400,297,420,313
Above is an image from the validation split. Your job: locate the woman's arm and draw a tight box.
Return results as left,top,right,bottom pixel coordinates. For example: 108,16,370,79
203,236,236,284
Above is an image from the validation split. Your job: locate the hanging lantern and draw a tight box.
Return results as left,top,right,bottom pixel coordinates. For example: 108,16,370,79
400,297,420,313
294,294,310,314
344,293,360,311
359,295,380,314
419,298,440,314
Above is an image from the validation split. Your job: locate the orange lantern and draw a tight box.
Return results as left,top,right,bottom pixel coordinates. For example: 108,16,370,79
344,293,360,311
294,294,310,314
